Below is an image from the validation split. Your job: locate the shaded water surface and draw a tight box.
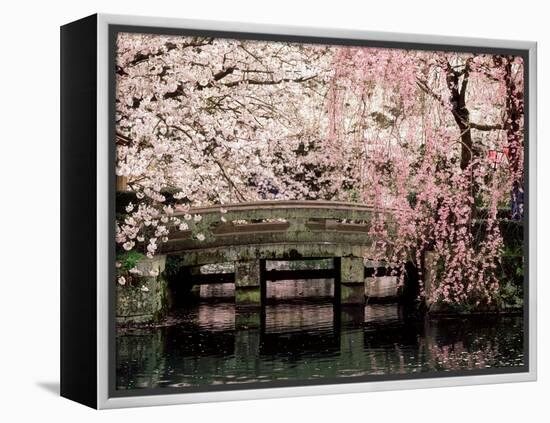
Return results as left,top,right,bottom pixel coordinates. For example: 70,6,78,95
116,302,524,390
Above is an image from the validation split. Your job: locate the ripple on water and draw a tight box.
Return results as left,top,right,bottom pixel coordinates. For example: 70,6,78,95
116,301,525,390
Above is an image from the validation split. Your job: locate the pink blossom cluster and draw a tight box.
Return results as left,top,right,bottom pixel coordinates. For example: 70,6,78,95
115,34,524,307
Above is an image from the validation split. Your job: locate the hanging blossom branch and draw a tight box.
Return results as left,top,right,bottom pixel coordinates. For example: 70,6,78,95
326,48,523,309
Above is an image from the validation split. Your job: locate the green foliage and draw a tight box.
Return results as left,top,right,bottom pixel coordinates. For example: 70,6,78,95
471,219,523,252
342,187,360,202
494,281,524,310
370,111,394,129
498,255,524,287
288,259,333,270
501,243,523,258
117,250,145,272
164,255,185,277
407,191,418,209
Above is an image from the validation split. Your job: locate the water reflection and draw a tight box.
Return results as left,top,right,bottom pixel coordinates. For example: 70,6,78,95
116,302,524,390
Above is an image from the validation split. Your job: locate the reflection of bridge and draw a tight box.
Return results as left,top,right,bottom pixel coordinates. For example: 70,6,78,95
116,304,433,389
160,200,393,308
117,301,518,389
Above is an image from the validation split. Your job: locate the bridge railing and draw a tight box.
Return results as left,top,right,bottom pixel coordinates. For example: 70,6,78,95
174,200,377,222
162,200,392,255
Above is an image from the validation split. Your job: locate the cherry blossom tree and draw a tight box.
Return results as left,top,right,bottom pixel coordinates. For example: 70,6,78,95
115,32,524,308
326,47,523,307
115,33,335,260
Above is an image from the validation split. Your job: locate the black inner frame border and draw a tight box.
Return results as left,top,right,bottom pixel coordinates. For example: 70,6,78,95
108,23,530,399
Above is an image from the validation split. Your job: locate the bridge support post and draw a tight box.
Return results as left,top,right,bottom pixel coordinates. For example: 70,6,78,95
235,260,263,308
338,256,366,305
116,255,168,324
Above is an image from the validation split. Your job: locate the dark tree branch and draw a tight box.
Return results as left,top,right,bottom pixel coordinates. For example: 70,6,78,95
126,38,213,67
196,66,237,90
116,132,133,145
213,159,247,202
213,66,236,81
459,59,472,104
223,74,318,88
469,122,504,131
444,61,473,170
416,78,445,107
164,72,319,99
416,77,504,132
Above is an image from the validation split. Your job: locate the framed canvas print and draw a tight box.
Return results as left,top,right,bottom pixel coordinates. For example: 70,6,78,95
60,14,537,409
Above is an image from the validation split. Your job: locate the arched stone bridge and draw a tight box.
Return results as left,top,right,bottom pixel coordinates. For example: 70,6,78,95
159,200,393,308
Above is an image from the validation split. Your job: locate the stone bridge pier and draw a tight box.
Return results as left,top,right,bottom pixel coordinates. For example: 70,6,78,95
234,260,264,308
335,257,366,305
233,256,365,308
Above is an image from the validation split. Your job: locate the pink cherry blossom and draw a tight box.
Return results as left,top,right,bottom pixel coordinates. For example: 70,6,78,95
114,33,524,308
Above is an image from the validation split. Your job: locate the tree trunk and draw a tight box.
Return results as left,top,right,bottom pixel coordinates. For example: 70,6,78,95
445,61,473,171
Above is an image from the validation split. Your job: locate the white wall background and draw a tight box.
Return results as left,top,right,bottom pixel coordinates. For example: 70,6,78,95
0,0,547,421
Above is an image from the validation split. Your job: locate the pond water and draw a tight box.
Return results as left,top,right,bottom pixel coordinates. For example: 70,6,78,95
116,301,524,390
